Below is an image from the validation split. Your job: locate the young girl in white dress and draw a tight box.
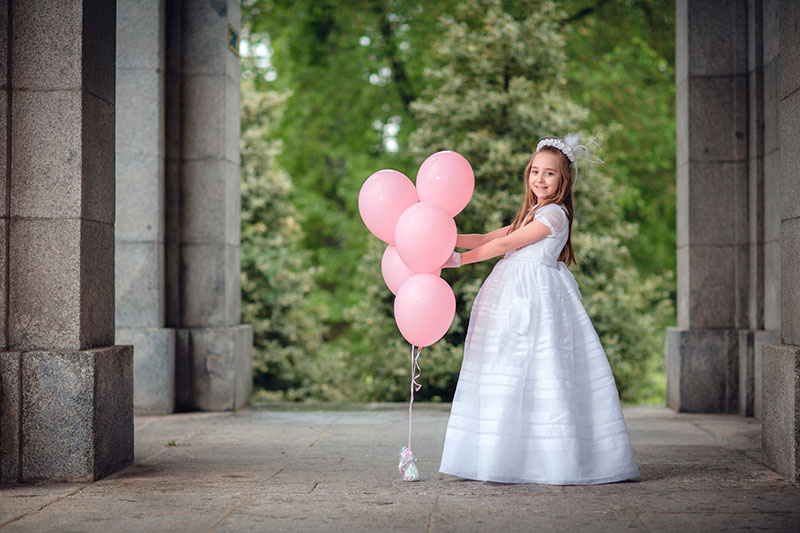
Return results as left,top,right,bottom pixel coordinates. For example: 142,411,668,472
438,136,640,485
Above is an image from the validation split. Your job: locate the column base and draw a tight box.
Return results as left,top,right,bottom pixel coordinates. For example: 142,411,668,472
738,330,780,417
754,330,780,419
175,325,252,411
0,345,133,483
762,343,800,482
665,327,739,413
117,327,176,415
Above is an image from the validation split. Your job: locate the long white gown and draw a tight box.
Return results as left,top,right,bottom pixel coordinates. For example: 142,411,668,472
439,203,640,485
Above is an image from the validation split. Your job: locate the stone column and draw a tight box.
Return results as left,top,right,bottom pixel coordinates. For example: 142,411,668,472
738,0,783,418
0,0,133,482
115,0,177,414
168,0,252,411
667,0,749,413
1,0,9,354
762,0,800,483
750,0,782,420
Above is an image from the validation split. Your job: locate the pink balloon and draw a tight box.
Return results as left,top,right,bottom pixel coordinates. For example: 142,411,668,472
381,245,441,295
394,202,456,274
416,151,475,217
394,274,456,347
358,170,418,245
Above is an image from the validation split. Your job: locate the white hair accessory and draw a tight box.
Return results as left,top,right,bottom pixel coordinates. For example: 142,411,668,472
536,134,603,185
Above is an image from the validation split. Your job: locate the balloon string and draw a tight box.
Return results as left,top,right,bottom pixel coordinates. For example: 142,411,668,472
408,344,423,451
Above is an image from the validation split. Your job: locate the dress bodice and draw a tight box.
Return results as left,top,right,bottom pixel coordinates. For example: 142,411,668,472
503,203,569,264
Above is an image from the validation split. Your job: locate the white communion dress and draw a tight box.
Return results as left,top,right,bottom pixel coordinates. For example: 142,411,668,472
439,203,640,485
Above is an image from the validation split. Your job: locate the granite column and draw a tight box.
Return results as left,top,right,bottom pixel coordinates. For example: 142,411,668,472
167,0,252,411
667,0,749,413
115,0,176,415
0,0,133,482
762,0,800,483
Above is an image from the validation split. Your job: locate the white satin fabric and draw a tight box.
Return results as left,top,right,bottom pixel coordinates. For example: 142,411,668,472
439,204,640,485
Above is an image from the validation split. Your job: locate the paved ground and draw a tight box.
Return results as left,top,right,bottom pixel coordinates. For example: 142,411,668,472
1,404,798,532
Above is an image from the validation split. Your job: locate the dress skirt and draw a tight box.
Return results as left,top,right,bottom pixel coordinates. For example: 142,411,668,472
438,254,640,485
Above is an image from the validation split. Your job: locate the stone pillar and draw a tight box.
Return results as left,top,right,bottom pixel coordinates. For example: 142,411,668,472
1,0,10,476
762,0,800,483
115,0,176,415
1,0,9,354
0,0,133,482
167,0,252,411
737,0,783,419
751,0,782,420
667,0,749,413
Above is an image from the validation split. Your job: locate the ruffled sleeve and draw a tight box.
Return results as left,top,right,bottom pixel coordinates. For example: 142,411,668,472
533,204,568,235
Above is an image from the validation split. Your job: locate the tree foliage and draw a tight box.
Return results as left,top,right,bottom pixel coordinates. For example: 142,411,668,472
240,72,327,399
404,0,673,402
562,0,676,277
242,0,675,404
244,0,452,322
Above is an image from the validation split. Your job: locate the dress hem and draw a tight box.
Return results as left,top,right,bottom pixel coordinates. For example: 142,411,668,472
438,468,641,486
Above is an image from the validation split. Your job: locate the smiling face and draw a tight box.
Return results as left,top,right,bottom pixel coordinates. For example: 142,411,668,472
528,150,563,202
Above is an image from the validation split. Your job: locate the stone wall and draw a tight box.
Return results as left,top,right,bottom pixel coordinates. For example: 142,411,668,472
762,0,800,483
0,0,133,483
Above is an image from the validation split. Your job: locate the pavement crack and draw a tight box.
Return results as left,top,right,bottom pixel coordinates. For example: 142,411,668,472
300,415,341,454
623,490,651,532
689,419,718,440
205,417,340,532
262,417,341,483
267,465,286,480
133,418,158,432
204,493,256,533
0,484,87,530
425,494,439,532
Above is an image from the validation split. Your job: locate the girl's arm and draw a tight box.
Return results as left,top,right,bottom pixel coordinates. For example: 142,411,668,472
456,225,511,249
460,221,551,266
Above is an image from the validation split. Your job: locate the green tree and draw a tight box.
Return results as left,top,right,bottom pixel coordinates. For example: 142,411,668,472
240,71,327,400
401,0,673,402
563,0,676,278
242,0,674,403
243,0,462,401
244,0,453,331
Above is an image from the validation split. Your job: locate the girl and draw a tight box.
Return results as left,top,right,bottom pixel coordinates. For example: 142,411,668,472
438,136,640,485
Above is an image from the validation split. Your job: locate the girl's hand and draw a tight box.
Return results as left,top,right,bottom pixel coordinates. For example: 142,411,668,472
442,251,462,268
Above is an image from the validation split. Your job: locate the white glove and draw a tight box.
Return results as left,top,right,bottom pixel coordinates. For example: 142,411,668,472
443,251,462,268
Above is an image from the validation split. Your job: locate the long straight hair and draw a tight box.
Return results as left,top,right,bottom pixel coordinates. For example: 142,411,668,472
507,145,576,266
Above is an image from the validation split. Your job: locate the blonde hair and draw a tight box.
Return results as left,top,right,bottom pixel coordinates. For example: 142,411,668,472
507,145,576,266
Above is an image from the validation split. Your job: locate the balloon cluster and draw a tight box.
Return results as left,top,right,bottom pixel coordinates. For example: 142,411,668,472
358,151,474,347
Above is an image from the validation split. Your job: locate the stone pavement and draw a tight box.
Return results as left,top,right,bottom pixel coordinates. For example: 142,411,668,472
1,405,798,532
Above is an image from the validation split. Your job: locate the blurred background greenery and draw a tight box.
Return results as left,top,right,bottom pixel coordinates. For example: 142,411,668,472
240,0,676,405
